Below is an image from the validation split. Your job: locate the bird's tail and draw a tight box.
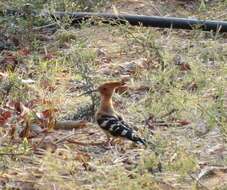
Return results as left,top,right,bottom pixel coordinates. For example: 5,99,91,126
130,133,146,146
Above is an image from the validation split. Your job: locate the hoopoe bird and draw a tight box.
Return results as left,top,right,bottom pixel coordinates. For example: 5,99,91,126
95,80,146,146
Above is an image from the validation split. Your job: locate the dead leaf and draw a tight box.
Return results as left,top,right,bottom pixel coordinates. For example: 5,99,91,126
177,119,191,126
36,108,58,129
36,109,58,121
179,63,191,71
75,152,91,162
17,102,30,118
6,100,30,117
0,51,18,71
17,48,30,57
0,110,12,126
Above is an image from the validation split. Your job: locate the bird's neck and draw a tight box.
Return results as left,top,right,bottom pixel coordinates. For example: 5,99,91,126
100,95,114,114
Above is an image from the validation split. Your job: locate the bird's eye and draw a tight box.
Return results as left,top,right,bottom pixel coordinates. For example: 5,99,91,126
102,87,106,91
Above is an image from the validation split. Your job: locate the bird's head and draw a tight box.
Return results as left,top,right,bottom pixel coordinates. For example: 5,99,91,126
98,80,127,98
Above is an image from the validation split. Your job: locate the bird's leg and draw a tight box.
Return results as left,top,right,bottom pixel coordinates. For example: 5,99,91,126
102,133,112,150
106,134,111,146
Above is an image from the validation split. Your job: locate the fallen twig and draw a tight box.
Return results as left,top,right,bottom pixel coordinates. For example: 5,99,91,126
55,132,76,144
32,23,58,31
55,120,89,130
67,139,104,146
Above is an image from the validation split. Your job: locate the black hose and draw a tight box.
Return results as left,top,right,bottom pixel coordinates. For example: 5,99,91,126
48,12,227,33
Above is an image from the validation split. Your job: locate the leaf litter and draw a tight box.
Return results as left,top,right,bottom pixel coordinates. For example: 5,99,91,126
1,1,227,189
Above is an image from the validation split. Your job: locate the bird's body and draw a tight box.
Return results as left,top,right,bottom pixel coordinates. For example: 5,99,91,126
95,81,146,146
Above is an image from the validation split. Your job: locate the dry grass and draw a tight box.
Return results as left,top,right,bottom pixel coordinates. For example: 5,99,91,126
1,0,227,189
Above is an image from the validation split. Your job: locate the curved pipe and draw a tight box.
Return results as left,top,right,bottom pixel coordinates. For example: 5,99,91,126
49,12,227,33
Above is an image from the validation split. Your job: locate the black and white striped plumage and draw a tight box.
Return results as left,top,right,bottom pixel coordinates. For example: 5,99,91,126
95,81,146,146
97,114,146,146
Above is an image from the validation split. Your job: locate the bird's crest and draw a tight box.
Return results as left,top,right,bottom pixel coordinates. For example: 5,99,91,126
97,80,127,98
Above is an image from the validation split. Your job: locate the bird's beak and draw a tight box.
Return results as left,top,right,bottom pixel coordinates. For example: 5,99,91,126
115,84,128,94
77,89,98,97
106,80,128,88
78,79,129,97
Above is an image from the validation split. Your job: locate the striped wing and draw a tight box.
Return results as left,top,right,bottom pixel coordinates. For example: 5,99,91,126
97,115,132,137
97,114,146,145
